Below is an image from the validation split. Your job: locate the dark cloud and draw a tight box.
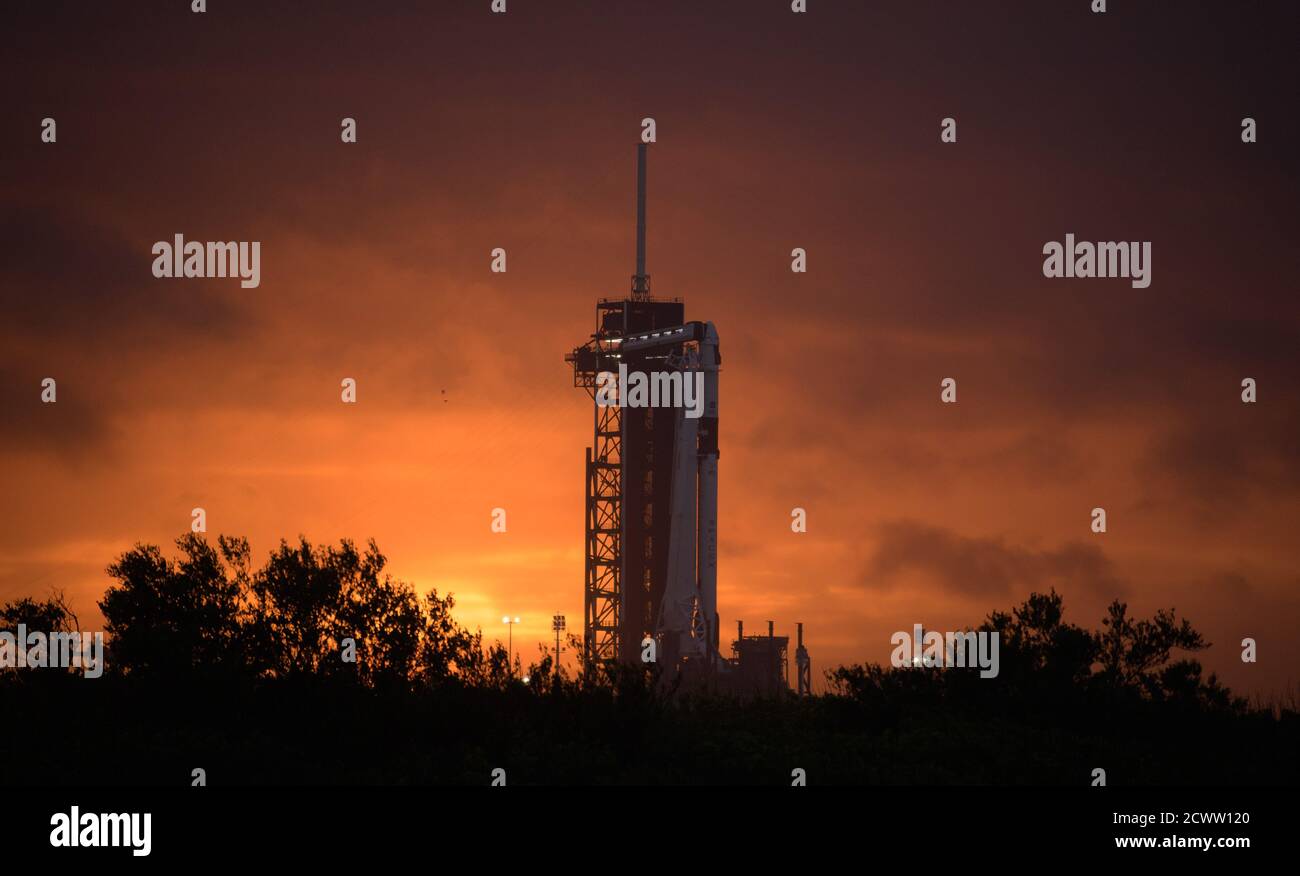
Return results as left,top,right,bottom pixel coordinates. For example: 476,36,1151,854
865,520,1127,601
1139,403,1300,510
0,203,244,348
0,364,116,460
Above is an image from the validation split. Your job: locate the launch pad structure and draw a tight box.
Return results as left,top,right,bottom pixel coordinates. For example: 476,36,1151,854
566,144,811,695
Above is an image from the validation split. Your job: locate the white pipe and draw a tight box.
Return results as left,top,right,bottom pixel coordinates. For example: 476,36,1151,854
697,322,719,660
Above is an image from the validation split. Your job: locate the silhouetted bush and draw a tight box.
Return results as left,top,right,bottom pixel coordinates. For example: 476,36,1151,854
1,536,1294,785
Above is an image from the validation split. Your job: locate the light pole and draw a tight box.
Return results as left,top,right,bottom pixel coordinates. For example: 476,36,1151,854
502,616,520,677
552,614,566,678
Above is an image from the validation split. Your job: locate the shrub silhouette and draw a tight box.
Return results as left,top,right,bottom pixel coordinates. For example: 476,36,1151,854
98,534,245,679
95,534,486,689
1,537,1293,785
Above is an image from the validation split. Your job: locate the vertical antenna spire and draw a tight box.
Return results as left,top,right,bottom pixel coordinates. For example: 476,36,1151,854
632,142,650,297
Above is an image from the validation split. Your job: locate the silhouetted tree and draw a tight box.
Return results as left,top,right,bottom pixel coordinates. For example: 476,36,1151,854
0,562,1292,784
417,590,484,686
99,533,489,689
245,536,431,686
1,593,76,635
983,589,1096,691
831,591,1239,712
1094,599,1204,690
0,593,79,683
99,534,245,677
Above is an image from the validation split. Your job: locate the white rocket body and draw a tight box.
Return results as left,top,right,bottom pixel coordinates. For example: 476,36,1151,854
621,321,721,663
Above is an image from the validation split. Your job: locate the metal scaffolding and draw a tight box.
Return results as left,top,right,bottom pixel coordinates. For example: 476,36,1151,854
572,303,625,672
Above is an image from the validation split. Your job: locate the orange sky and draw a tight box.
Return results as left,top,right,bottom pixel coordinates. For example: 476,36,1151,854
2,1,1297,697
